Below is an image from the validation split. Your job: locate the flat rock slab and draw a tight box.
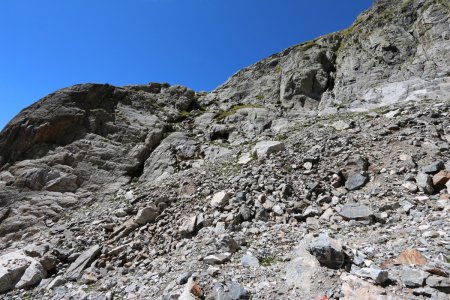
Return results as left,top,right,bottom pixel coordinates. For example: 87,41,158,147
345,173,368,190
355,268,389,284
421,161,445,174
400,267,428,288
65,245,100,281
339,203,373,220
331,120,351,131
203,253,231,265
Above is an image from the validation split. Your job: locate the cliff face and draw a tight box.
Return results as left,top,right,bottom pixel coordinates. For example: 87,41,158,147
202,0,450,113
0,1,449,299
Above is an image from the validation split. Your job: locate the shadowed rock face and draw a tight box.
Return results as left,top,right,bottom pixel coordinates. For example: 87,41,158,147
0,0,449,298
0,84,122,166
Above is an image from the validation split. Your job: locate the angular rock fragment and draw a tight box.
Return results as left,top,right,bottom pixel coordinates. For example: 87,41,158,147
251,141,285,158
421,161,445,174
416,173,434,194
400,267,428,288
339,203,373,220
210,191,231,208
355,267,389,284
64,245,101,281
345,173,369,190
134,205,159,225
432,170,450,187
203,253,231,265
15,260,46,290
426,276,450,294
47,275,66,290
179,215,197,237
402,181,418,193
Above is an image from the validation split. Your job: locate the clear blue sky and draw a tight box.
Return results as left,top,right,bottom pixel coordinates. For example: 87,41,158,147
0,0,372,130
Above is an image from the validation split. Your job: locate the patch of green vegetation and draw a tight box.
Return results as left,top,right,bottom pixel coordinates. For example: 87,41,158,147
421,0,450,12
275,67,283,73
340,13,365,40
282,164,293,173
149,101,165,111
301,40,316,51
211,141,232,149
370,107,389,115
21,292,33,300
82,282,101,293
178,111,191,117
250,151,258,160
401,0,414,10
255,94,264,100
109,191,122,203
335,103,346,110
222,163,242,174
275,133,288,141
260,256,277,267
130,177,142,189
217,104,265,120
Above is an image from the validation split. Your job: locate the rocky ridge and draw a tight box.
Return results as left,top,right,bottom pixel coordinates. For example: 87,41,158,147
0,0,449,299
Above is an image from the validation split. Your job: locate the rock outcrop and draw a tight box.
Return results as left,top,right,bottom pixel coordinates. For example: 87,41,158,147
0,0,449,299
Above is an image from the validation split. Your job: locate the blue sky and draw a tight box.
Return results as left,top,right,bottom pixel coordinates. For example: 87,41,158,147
0,0,372,130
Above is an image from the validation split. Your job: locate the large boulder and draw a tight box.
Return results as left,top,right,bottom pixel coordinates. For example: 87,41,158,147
308,234,346,269
0,251,47,294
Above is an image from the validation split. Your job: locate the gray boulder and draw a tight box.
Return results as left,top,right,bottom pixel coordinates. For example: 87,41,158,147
308,234,345,269
416,173,434,194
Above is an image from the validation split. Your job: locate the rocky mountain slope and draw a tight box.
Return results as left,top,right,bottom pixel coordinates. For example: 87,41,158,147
0,0,449,299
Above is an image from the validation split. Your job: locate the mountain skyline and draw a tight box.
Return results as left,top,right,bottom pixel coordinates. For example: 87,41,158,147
0,0,372,130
